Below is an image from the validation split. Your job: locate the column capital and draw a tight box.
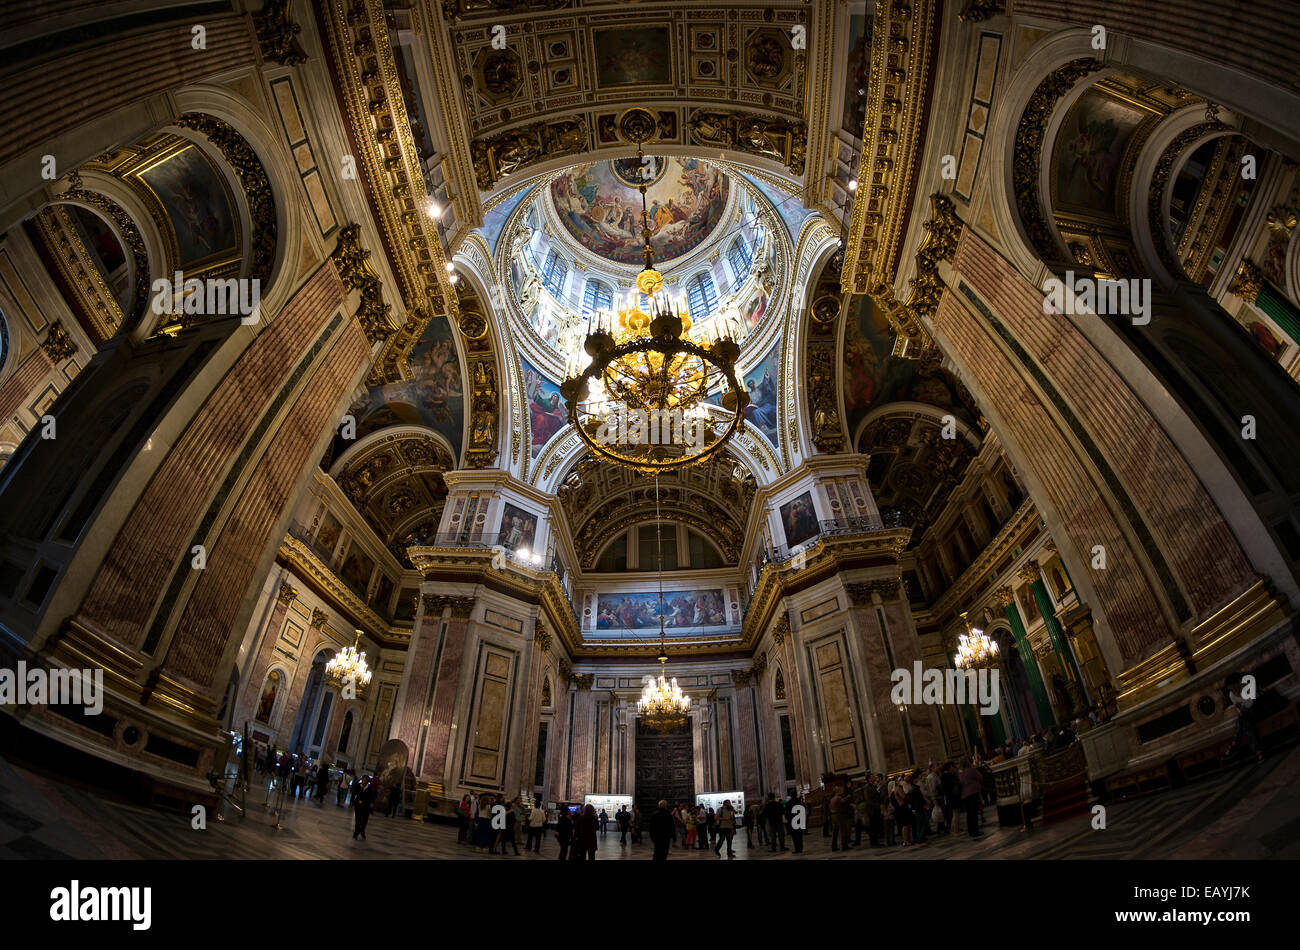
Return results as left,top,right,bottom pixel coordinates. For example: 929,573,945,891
535,626,552,652
993,586,1015,607
751,652,768,675
731,669,752,687
847,577,901,604
1016,563,1042,584
572,673,594,690
309,608,328,629
277,581,298,606
772,613,790,644
423,594,476,619
558,659,572,681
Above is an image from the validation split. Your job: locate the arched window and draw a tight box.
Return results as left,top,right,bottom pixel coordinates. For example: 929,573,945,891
686,272,718,318
728,237,753,282
581,278,612,316
541,250,567,296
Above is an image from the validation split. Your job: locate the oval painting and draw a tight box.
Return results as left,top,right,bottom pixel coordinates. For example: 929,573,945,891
549,158,729,266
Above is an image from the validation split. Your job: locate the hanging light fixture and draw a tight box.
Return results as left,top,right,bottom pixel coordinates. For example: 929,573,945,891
560,109,748,474
325,629,373,696
954,611,1000,670
636,476,691,731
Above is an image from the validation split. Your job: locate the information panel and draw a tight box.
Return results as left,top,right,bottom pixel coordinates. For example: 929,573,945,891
583,794,634,817
695,790,745,814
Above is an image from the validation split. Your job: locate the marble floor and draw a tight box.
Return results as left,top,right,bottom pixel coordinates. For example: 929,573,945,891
1,744,1297,860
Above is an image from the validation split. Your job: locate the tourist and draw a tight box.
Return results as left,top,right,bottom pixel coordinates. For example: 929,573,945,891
315,764,330,802
649,800,675,860
576,804,599,860
958,757,983,838
940,763,959,833
631,803,643,844
526,798,547,852
1228,674,1264,762
909,770,929,845
785,792,805,854
831,784,854,851
714,799,737,858
336,768,350,806
599,808,609,837
351,774,376,840
496,798,520,855
753,802,768,847
892,777,914,846
742,802,756,847
456,793,471,844
673,802,685,846
556,804,574,861
852,782,866,846
705,806,717,849
616,804,631,844
385,781,401,818
763,792,787,852
683,804,697,848
476,792,494,851
863,774,883,846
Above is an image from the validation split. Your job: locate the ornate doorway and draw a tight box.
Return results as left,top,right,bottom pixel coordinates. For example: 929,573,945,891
635,718,694,811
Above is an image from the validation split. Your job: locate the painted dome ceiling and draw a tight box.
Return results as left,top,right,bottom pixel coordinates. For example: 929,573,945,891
548,157,729,265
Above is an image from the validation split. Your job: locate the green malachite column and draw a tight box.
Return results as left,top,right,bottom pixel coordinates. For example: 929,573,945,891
1005,600,1056,728
1257,283,1300,344
1030,579,1086,700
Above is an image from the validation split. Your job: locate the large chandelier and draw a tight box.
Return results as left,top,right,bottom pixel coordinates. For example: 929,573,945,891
325,629,373,696
953,611,1000,670
560,111,748,474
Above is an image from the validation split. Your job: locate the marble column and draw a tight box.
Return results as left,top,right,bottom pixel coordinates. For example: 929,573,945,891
731,671,761,799
417,596,475,792
997,586,1056,727
234,580,298,731
275,608,328,749
568,675,595,800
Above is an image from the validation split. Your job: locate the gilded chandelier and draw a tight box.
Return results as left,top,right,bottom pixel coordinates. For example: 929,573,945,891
325,630,373,695
954,611,1000,670
560,122,748,474
638,628,692,732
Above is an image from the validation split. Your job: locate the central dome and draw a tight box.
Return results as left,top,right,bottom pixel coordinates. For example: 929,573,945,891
549,158,730,266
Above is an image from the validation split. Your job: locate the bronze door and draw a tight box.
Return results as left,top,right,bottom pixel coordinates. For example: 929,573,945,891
635,718,694,810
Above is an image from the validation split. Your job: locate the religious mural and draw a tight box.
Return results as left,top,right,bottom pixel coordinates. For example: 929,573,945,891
780,491,819,549
592,28,672,87
740,340,780,446
523,359,566,455
346,315,465,457
595,589,727,630
550,158,728,265
500,502,538,553
136,145,238,267
843,295,979,445
1053,89,1146,216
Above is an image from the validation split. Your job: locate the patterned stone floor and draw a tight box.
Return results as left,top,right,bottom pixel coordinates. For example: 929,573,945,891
2,744,1297,861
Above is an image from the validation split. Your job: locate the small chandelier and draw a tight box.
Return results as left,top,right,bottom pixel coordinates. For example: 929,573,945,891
638,627,691,732
560,117,748,474
325,629,373,696
954,611,1000,670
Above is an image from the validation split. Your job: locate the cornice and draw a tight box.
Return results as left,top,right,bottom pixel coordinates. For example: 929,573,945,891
277,535,411,648
841,0,940,301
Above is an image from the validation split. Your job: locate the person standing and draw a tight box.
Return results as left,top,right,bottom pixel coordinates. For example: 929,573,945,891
631,804,643,845
713,799,737,858
576,804,599,860
785,792,805,854
830,785,852,852
616,804,631,845
456,793,471,844
683,806,697,849
599,808,609,838
385,782,401,818
958,757,984,838
762,792,787,852
476,792,494,851
556,804,574,861
351,775,376,840
864,774,883,847
742,803,756,847
526,798,547,852
892,778,915,846
649,800,675,860
496,798,520,855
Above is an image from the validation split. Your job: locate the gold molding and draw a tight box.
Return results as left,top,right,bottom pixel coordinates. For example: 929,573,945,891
40,321,77,363
277,581,298,605
842,0,940,299
33,206,122,343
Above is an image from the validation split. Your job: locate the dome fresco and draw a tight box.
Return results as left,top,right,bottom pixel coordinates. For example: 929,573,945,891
549,157,729,265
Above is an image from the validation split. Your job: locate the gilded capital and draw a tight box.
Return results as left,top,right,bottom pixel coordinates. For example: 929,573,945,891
423,594,476,619
572,673,594,690
40,321,77,363
558,660,572,681
1230,259,1264,303
535,627,552,652
731,669,752,687
993,586,1015,607
277,582,298,606
772,614,791,645
1016,563,1042,584
309,608,328,629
